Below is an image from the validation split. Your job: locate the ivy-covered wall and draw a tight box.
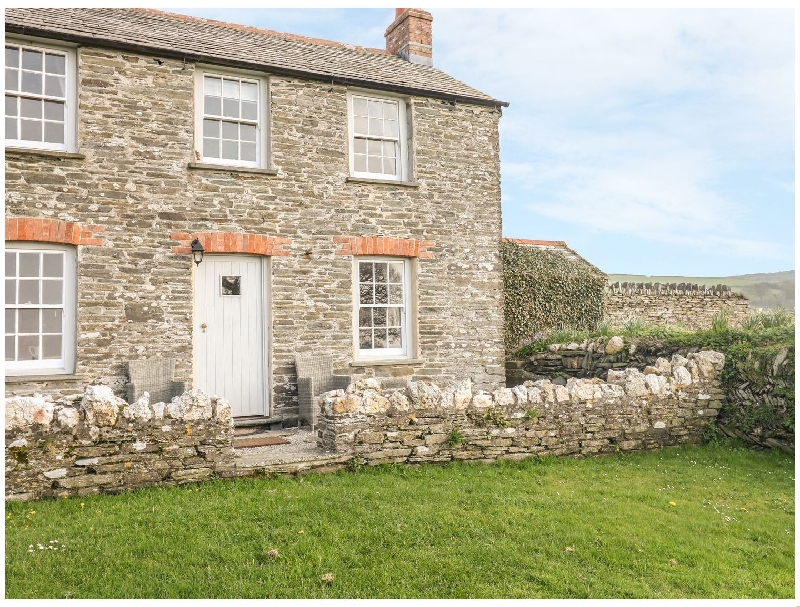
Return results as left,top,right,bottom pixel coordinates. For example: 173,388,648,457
715,339,794,452
502,240,606,352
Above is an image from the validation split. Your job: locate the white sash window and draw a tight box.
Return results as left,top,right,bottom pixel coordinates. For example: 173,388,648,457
5,244,76,374
348,92,409,181
5,40,77,152
355,258,411,359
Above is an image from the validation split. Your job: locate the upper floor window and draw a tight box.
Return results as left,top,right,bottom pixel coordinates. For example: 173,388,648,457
194,68,268,168
5,40,77,152
348,92,409,181
5,243,76,374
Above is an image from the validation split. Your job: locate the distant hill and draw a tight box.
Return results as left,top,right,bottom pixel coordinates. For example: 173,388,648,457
727,271,794,283
607,270,794,311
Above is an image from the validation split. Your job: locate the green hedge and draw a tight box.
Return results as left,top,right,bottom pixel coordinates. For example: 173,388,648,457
502,241,606,352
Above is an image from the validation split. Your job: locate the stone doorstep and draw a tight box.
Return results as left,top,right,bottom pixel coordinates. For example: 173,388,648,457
234,415,290,431
233,453,353,476
232,435,291,449
233,444,341,469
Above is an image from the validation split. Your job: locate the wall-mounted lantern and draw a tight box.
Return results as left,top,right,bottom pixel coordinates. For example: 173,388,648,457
191,238,205,266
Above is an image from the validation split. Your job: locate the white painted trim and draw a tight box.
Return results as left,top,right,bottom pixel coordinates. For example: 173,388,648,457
4,242,76,374
261,255,272,418
347,90,410,182
193,254,269,417
4,37,78,153
352,256,414,362
193,66,269,170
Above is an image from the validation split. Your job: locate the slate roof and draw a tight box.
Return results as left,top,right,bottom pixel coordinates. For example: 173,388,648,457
5,8,508,108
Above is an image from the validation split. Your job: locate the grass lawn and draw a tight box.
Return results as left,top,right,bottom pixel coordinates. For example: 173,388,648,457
5,442,794,599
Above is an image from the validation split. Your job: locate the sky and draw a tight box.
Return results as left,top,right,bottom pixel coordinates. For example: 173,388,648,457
166,6,795,277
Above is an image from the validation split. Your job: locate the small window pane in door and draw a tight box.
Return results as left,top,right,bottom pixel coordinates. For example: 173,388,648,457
221,275,241,296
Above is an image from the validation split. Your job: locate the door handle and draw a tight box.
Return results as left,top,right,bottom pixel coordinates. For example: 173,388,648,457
201,323,207,333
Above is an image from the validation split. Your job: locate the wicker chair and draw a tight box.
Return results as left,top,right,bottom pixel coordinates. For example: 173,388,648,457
126,358,186,405
295,354,350,429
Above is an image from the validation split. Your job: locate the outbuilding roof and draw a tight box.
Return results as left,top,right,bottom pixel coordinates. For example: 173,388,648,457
5,8,508,108
503,238,606,276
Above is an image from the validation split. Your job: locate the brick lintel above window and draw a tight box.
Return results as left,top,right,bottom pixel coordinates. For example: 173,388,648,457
334,236,434,259
6,217,106,247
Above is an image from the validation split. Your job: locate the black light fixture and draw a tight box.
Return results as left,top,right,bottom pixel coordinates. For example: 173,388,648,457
191,238,205,266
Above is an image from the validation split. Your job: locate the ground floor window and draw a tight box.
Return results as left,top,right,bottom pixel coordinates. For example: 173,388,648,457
5,243,75,373
355,257,411,359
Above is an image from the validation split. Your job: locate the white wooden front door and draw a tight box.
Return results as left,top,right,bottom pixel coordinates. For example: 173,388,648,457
194,255,268,417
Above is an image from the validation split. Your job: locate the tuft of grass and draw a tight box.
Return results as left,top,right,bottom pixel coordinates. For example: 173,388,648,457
742,307,795,331
446,429,464,448
621,316,648,336
5,444,794,599
711,309,731,333
594,319,614,337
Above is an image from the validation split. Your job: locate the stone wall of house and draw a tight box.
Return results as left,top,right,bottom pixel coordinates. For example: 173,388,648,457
5,44,505,416
5,385,234,502
317,351,726,463
604,283,749,330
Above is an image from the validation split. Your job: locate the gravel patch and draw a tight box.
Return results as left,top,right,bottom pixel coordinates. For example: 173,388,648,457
234,427,332,467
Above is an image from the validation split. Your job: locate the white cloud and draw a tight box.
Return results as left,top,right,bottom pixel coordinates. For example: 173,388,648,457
432,9,793,268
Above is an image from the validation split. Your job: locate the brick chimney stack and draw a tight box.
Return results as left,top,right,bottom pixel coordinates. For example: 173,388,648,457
384,8,433,66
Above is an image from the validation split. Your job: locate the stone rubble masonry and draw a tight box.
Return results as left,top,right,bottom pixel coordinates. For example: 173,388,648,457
5,385,234,502
6,351,726,501
506,335,706,386
604,283,749,331
4,43,505,411
317,350,727,464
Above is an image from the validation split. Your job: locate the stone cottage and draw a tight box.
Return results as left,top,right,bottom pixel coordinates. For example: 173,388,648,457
4,8,508,425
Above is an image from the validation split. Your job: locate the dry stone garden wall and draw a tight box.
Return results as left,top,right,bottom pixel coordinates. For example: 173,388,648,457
317,351,726,464
506,336,642,387
605,283,749,330
5,386,234,502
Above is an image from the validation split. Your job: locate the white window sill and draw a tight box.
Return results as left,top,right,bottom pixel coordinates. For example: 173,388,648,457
188,162,278,176
346,177,419,187
5,372,81,383
5,147,85,160
350,358,424,367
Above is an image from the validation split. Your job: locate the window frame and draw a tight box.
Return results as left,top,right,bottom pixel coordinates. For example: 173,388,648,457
347,90,410,182
5,242,77,375
4,37,78,153
352,256,414,361
193,65,270,169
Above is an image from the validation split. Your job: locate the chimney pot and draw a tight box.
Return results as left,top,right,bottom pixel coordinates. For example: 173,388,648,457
385,8,433,66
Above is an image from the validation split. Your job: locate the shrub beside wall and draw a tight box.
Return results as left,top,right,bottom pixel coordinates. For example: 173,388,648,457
502,241,606,352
